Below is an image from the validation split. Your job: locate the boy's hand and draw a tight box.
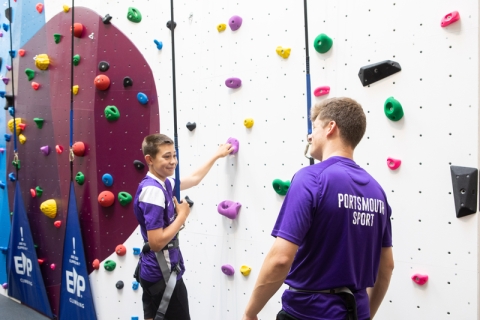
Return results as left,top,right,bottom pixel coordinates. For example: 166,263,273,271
173,197,190,222
215,143,233,159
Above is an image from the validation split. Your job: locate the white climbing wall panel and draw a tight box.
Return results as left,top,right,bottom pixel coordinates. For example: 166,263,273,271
41,0,479,319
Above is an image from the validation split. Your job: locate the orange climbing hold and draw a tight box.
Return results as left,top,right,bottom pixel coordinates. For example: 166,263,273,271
115,244,127,256
94,74,110,90
31,82,40,90
72,141,85,156
98,191,115,207
36,3,44,13
92,259,100,270
71,23,84,38
18,49,26,57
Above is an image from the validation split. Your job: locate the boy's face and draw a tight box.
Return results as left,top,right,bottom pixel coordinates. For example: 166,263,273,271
145,144,177,181
308,117,328,161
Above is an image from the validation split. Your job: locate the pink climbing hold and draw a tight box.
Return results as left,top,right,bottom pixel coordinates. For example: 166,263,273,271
441,11,460,27
314,86,330,97
6,65,11,71
40,145,50,155
225,77,241,89
50,263,56,270
56,145,64,154
217,200,242,219
226,137,239,154
0,148,4,153
2,78,9,85
411,274,428,285
386,157,401,170
221,264,235,276
229,15,243,31
31,82,40,90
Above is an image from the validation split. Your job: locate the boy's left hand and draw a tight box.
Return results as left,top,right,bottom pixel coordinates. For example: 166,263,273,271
215,143,233,158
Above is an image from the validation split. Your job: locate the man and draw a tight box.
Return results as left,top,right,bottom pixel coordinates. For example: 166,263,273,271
243,97,394,320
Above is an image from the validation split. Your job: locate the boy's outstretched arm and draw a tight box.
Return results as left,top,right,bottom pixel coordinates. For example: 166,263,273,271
180,143,232,191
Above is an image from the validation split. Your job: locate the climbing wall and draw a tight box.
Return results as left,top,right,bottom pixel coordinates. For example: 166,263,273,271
1,0,479,320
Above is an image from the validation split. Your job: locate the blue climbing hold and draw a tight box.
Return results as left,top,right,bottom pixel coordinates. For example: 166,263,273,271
154,39,163,50
133,247,141,255
137,92,148,105
102,173,114,187
8,50,15,58
8,173,15,181
0,91,5,98
8,107,13,117
4,134,11,142
132,281,139,290
2,24,8,32
0,181,5,189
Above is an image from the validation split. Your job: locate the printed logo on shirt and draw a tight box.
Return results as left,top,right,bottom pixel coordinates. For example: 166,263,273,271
338,193,385,227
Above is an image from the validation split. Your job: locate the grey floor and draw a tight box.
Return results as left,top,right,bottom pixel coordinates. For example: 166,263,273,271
0,294,51,320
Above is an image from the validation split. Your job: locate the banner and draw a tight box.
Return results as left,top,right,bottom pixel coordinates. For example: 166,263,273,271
7,182,53,318
59,182,97,320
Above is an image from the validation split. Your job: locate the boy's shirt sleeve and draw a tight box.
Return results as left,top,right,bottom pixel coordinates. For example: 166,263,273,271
138,185,166,230
382,203,393,247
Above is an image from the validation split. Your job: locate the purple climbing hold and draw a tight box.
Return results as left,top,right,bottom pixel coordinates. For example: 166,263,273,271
228,15,243,31
221,264,235,276
6,65,11,71
40,145,50,155
217,200,242,219
2,78,9,85
2,283,7,289
226,137,239,154
225,77,241,89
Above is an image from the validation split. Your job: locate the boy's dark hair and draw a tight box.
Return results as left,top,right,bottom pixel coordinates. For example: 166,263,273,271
142,134,174,158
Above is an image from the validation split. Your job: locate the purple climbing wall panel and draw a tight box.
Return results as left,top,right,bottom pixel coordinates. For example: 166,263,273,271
7,7,159,314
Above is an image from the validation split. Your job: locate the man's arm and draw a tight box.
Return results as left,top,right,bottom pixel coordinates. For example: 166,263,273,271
242,237,298,320
180,144,232,191
368,247,394,319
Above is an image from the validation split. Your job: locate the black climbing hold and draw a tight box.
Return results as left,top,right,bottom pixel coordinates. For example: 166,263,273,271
5,8,12,23
103,14,112,24
4,94,13,110
186,122,196,131
166,21,177,30
450,166,478,218
358,60,401,87
116,281,124,289
185,195,194,208
99,61,110,72
123,76,133,88
133,160,145,170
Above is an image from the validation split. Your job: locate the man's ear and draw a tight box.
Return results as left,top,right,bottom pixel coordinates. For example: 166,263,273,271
145,154,152,165
326,121,337,136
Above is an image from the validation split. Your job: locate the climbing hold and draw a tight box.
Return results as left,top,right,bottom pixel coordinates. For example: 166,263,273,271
103,14,112,24
35,54,50,70
358,60,401,87
72,85,79,95
98,61,109,72
387,158,401,170
102,173,113,187
154,40,163,50
104,105,120,122
8,173,15,181
115,244,127,256
12,159,20,170
104,260,116,271
71,23,84,38
384,97,404,121
123,77,133,87
40,145,50,155
217,23,227,32
54,34,62,44
133,247,141,255
228,15,243,31
98,191,115,207
36,3,44,13
2,78,9,85
88,33,94,40
314,86,330,97
4,134,11,142
5,7,12,22
50,264,56,270
313,34,333,54
92,259,100,270
186,122,196,131
35,186,43,197
75,172,85,185
185,195,194,207
221,264,235,276
18,123,26,131
55,145,63,153
118,192,133,206
34,118,44,128
0,148,3,153
3,94,13,111
2,283,8,289
0,181,5,189
40,199,57,218
132,281,139,290
31,82,40,90
8,118,23,133
441,11,460,27
240,265,251,276
2,24,8,32
116,281,124,289
73,54,80,66
127,7,142,23
62,5,70,13
5,65,11,71
225,77,242,89
226,137,239,154
30,189,36,198
38,259,44,265
25,68,35,81
0,33,2,38
411,274,428,285
217,200,242,219
72,141,86,156
54,220,62,228
166,21,176,30
244,118,254,128
137,92,148,105
276,46,291,59
272,179,291,196
94,75,111,91
18,49,25,57
133,160,145,170
450,166,478,218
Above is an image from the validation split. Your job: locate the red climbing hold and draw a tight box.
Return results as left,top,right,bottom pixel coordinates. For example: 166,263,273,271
94,74,110,91
30,189,36,197
115,244,127,256
31,82,40,90
54,220,62,228
411,274,428,285
18,49,25,57
92,259,100,270
71,23,84,38
38,259,44,264
441,11,460,27
18,123,26,130
55,145,64,154
98,191,115,207
72,141,85,157
36,3,44,14
314,86,330,97
387,157,401,170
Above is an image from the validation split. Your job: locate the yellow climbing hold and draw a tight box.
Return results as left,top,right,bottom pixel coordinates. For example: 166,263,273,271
35,54,50,70
240,265,251,276
63,5,70,12
276,46,291,59
18,134,26,144
72,85,79,95
217,23,227,32
8,118,23,134
40,199,57,219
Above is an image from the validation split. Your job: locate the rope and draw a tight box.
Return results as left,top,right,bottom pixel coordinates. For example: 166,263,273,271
69,0,75,181
303,0,314,165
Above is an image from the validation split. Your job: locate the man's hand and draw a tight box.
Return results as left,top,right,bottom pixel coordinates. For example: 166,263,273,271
174,197,190,222
214,143,233,159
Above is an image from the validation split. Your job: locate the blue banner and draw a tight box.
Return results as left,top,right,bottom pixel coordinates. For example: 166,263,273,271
59,182,97,320
7,182,53,318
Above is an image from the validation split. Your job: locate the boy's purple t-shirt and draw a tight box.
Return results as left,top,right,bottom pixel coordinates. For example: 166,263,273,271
133,172,185,283
272,156,393,320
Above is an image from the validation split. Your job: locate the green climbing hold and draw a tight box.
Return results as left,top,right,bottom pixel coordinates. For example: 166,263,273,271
104,260,116,271
75,172,85,185
54,33,62,44
33,118,44,129
384,97,404,121
118,192,132,206
35,186,43,197
313,33,333,54
127,7,142,23
12,159,20,170
104,105,120,122
73,54,80,66
25,68,35,81
272,179,291,196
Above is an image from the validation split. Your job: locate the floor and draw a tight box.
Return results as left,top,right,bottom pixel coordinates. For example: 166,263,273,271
0,294,51,320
